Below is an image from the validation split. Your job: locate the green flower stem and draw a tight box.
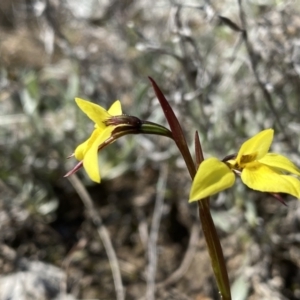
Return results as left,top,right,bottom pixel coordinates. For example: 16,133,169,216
183,164,231,299
178,136,231,300
198,199,231,300
194,132,231,299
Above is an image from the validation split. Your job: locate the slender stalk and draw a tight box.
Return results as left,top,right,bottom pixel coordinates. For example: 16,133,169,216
146,165,168,300
198,200,231,300
182,151,231,299
68,174,125,300
150,77,231,299
194,132,231,299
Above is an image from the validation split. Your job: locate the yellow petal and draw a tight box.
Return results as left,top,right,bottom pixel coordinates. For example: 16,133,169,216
74,140,88,161
83,128,114,183
189,158,235,202
75,98,110,129
74,129,100,160
258,153,300,176
241,162,300,198
236,129,274,166
108,100,122,116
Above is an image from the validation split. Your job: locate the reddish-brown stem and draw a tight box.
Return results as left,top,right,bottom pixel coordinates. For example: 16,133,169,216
150,77,231,299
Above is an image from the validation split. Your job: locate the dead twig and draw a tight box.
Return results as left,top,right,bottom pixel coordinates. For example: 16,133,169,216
237,0,286,134
157,223,200,288
146,164,168,300
60,238,87,297
67,174,125,300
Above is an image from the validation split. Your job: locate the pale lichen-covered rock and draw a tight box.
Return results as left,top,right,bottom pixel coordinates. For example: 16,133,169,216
0,259,75,300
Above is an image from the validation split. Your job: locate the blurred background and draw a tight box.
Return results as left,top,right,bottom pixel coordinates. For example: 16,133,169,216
1,0,300,299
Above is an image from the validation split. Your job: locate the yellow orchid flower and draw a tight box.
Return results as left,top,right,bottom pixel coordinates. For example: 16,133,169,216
66,97,173,183
190,129,300,202
74,98,122,183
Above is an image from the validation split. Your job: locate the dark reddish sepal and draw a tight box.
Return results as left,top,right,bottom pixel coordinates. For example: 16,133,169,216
64,161,83,177
148,76,196,178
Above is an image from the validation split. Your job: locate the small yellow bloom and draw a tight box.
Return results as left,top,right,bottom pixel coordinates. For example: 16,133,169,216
74,98,122,183
190,129,300,202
